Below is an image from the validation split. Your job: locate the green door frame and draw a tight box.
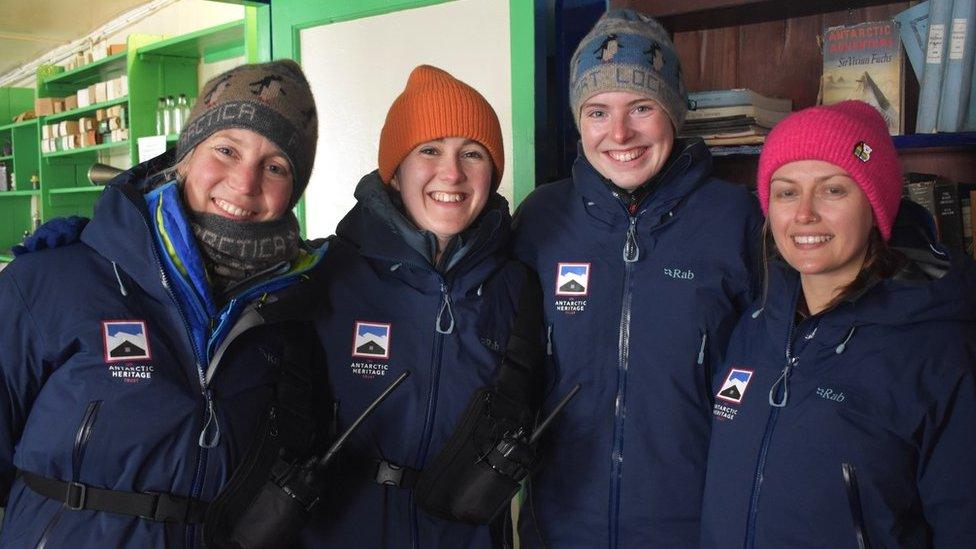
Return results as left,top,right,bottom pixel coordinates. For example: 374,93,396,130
251,0,535,230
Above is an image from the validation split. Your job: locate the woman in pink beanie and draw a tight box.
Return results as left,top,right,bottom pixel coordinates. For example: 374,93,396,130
700,100,976,548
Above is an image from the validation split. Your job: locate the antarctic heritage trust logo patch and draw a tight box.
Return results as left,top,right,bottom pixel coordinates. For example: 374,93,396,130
102,320,152,362
102,320,154,384
713,367,754,422
555,262,590,315
350,321,391,380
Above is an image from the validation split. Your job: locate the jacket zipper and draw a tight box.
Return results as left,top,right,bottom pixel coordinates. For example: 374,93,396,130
129,190,211,547
411,278,450,549
842,462,873,549
36,401,102,548
744,322,798,549
609,214,641,547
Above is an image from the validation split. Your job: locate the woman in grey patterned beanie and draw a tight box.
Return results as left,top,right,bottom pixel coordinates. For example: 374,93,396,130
0,59,330,548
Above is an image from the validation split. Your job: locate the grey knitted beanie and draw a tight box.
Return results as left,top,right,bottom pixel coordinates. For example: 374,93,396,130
569,9,688,130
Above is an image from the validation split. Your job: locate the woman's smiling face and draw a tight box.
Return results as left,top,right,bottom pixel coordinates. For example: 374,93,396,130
181,128,293,222
391,137,493,250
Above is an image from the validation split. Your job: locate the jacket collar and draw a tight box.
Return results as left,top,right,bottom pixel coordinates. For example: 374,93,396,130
571,138,714,227
335,170,511,280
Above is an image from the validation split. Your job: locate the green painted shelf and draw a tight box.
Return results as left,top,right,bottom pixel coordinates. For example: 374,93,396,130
0,119,39,132
0,155,12,161
42,141,129,158
137,20,244,63
42,97,128,123
0,190,39,198
0,254,14,263
42,51,127,86
49,185,105,195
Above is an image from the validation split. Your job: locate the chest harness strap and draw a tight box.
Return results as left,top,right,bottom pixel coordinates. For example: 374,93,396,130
19,469,207,523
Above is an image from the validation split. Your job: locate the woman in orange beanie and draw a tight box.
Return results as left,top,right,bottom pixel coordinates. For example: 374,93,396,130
301,65,543,548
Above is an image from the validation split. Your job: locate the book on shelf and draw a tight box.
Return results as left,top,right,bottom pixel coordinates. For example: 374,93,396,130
708,144,763,157
701,134,767,146
822,20,904,135
917,0,954,133
904,172,940,226
682,124,768,140
895,1,931,83
688,89,792,112
968,52,976,130
934,178,966,252
684,104,790,128
958,182,976,255
937,0,975,132
683,115,766,131
971,187,976,258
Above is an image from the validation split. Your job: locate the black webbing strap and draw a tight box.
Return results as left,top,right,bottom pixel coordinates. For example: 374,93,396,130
19,470,208,523
496,265,544,406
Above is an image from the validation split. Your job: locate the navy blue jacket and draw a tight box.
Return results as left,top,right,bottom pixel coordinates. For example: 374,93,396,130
512,140,762,548
701,252,976,549
301,172,529,549
0,153,324,548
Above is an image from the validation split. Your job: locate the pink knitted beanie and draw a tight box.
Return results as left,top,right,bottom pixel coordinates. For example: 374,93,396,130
757,100,902,241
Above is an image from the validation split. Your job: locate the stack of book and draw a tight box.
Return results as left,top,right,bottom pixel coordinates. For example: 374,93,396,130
681,89,792,150
896,0,976,133
903,172,976,256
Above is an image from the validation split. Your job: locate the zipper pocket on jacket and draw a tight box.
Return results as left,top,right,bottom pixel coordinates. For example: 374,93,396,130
696,329,714,407
36,401,102,548
34,506,64,549
73,400,102,479
841,462,873,549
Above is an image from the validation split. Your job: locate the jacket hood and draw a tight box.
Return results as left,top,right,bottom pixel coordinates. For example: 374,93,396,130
759,248,976,355
335,170,511,275
571,137,714,222
80,152,324,316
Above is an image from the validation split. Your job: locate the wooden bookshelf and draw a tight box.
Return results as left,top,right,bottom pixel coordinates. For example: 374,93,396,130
612,0,976,185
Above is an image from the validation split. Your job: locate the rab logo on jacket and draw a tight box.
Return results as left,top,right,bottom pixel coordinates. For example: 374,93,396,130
103,320,152,362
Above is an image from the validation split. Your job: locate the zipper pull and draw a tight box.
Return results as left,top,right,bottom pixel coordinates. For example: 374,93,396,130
546,323,553,356
768,356,797,408
435,283,455,334
623,217,640,263
198,388,221,448
697,332,708,365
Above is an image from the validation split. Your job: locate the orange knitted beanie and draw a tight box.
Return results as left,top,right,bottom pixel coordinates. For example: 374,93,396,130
378,65,504,187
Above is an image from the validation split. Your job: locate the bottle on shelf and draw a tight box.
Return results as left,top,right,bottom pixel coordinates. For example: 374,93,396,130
31,211,41,231
165,96,177,136
155,97,167,136
175,94,190,133
29,173,39,190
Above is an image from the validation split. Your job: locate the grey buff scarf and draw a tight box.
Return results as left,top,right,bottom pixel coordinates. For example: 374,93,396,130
188,210,301,300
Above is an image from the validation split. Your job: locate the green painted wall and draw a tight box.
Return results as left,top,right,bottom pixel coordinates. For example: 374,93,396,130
265,0,536,228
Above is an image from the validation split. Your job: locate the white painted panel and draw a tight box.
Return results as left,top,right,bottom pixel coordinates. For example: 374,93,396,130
299,0,513,239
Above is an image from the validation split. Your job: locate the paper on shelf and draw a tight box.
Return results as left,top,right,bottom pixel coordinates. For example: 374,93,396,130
137,135,167,163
